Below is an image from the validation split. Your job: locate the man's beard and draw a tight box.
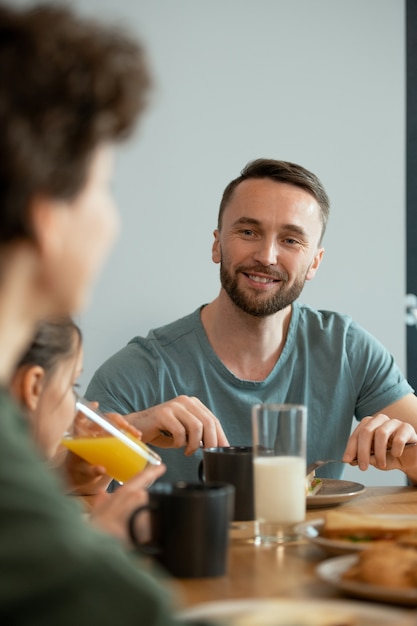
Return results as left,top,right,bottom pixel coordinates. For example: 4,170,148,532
220,263,306,317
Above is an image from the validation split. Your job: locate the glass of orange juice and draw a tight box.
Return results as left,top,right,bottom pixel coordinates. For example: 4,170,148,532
61,396,161,483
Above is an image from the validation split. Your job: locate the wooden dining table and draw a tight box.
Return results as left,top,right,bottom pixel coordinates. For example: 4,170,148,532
172,485,417,609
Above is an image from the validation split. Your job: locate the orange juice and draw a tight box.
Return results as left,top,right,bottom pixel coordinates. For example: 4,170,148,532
61,435,149,483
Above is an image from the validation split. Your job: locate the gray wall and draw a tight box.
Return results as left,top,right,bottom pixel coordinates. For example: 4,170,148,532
16,1,408,485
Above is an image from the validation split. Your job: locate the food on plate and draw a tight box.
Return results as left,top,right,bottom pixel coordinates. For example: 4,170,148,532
397,532,417,548
322,510,417,542
306,470,323,496
342,542,417,588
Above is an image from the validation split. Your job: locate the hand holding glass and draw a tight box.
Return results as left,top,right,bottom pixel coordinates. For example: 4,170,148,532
61,397,161,483
252,403,307,544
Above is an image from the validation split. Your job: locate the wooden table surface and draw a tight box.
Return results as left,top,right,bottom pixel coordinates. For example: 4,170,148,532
173,486,417,608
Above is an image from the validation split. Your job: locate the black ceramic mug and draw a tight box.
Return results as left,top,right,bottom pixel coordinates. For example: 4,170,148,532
129,481,235,578
199,446,254,521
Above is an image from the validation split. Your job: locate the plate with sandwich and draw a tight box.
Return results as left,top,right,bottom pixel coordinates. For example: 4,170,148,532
306,473,366,508
297,510,417,556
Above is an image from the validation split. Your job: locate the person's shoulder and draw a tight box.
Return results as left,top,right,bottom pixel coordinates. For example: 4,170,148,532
128,307,203,348
295,302,379,351
296,301,355,329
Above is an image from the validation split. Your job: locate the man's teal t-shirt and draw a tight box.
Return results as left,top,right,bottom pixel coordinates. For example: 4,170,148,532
86,302,413,483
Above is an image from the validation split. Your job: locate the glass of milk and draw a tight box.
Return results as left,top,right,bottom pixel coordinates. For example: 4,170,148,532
252,404,307,545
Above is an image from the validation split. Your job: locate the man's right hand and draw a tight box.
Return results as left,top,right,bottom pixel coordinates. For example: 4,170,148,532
124,395,229,456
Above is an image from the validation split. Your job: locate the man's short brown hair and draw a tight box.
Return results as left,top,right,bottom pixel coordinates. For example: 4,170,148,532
217,159,330,243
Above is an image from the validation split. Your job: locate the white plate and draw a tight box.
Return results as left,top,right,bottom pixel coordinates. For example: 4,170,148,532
317,554,417,606
295,518,371,556
178,597,414,625
296,515,417,556
307,478,366,508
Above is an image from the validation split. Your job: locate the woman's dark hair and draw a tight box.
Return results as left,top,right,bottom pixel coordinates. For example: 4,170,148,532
0,3,151,243
217,158,330,243
17,317,82,378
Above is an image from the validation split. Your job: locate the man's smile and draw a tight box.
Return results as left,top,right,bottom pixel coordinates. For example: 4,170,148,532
246,274,279,284
240,267,288,288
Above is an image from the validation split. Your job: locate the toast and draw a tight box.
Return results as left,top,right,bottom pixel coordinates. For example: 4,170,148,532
323,509,417,540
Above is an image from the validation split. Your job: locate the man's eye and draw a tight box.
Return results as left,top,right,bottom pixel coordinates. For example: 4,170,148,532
241,229,254,236
284,238,299,245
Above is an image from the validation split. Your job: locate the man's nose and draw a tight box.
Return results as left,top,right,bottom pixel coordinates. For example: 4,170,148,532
253,238,279,265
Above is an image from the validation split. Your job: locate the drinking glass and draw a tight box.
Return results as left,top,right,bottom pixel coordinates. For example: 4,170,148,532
252,403,307,544
61,396,161,483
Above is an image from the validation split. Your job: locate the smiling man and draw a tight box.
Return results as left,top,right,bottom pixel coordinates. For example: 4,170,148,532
86,159,417,485
217,184,322,313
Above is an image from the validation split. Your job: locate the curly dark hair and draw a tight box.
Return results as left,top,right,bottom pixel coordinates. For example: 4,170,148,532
217,158,330,243
0,3,151,243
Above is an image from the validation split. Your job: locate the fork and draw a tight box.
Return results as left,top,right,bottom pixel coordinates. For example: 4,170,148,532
306,442,417,476
306,459,338,475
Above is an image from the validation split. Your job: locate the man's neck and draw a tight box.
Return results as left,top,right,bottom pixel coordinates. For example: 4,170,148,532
200,292,292,381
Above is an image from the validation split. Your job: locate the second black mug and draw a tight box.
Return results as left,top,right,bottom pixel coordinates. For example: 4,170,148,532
199,446,254,521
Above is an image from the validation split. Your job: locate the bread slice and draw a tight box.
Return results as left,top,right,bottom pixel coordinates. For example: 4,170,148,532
323,510,417,540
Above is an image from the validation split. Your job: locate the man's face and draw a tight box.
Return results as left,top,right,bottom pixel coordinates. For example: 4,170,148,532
212,178,325,317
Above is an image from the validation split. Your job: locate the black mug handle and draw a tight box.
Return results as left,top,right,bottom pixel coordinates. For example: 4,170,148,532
128,503,160,555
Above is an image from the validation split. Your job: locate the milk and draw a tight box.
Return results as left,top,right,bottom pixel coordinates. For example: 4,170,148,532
254,456,306,523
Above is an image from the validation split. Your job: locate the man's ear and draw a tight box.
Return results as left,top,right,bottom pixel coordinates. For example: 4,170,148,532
212,229,221,264
11,365,46,412
306,247,325,281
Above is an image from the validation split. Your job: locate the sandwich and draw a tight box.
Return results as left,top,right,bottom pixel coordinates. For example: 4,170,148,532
323,509,417,542
306,470,323,496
